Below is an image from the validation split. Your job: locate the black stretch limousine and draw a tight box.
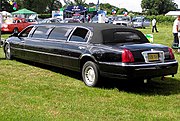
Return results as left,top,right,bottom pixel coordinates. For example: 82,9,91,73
3,23,178,87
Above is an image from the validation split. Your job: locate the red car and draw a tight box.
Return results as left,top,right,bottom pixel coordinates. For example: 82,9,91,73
1,18,37,33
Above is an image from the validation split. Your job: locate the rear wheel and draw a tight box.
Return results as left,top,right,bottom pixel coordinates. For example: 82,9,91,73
82,61,100,87
4,43,12,60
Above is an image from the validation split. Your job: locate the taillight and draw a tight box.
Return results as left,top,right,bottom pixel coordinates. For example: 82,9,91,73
122,49,134,63
168,47,175,59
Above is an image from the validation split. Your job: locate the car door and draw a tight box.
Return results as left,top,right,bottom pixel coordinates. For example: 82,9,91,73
46,26,71,68
24,26,52,63
62,27,91,71
10,26,34,59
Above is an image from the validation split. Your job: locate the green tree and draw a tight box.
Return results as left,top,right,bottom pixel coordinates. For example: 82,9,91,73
1,0,14,12
99,3,127,15
47,0,62,12
19,0,49,13
141,0,178,15
63,0,86,6
15,0,62,13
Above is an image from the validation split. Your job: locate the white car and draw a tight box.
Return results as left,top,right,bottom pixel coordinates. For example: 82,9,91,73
113,15,132,27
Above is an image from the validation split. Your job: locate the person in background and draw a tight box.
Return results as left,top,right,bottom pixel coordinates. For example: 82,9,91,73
152,18,158,33
172,15,180,47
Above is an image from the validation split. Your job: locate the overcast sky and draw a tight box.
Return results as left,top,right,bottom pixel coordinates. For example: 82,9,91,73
62,0,180,12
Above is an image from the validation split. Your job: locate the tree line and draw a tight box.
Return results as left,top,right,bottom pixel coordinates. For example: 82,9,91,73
141,0,178,15
0,0,178,15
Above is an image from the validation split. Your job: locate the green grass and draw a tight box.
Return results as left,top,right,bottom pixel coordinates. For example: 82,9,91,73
0,24,180,121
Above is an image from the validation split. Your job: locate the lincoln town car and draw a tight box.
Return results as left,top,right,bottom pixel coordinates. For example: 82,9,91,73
3,23,178,87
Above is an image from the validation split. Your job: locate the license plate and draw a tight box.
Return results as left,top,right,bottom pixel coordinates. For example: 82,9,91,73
148,53,159,61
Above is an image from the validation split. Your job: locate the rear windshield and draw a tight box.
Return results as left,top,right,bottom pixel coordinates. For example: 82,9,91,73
114,32,141,43
102,30,149,44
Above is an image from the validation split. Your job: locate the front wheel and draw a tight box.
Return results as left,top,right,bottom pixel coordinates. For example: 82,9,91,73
4,43,12,60
82,61,100,87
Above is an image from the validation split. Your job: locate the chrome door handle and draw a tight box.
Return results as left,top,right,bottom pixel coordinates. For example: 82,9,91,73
78,46,85,49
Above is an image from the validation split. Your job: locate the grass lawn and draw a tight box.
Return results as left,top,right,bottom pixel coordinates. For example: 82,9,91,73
0,24,179,121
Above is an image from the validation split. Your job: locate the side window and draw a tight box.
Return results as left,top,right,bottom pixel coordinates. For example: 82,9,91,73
69,27,89,42
32,26,49,39
13,20,21,23
19,26,33,37
17,20,21,23
48,27,69,40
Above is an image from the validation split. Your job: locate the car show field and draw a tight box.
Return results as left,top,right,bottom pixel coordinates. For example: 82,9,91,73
0,23,179,120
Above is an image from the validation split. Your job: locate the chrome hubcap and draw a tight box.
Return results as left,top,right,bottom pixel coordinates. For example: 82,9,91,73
84,66,95,85
6,45,10,59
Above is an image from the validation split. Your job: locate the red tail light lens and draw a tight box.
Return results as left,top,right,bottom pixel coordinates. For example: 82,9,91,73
122,49,134,63
168,47,175,59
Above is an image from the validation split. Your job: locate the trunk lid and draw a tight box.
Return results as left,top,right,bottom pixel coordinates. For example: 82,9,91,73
114,43,170,63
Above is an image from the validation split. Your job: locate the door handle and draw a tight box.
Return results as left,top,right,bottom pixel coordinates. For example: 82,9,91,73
78,46,85,49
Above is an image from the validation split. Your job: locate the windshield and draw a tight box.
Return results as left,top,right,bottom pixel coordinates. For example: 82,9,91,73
115,16,131,21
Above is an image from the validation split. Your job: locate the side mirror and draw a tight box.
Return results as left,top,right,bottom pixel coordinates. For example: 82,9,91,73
9,32,19,37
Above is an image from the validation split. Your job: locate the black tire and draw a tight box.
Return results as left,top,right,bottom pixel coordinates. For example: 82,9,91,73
4,43,12,60
82,61,100,87
13,28,19,33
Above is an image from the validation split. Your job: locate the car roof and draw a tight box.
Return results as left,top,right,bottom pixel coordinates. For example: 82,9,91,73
31,23,146,44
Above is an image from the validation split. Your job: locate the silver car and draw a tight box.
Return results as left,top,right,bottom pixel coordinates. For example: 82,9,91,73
113,15,132,27
132,16,150,28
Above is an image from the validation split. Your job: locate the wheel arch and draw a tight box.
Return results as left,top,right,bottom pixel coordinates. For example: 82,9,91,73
80,54,97,71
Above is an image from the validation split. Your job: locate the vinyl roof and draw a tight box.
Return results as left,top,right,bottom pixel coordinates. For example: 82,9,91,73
33,23,147,44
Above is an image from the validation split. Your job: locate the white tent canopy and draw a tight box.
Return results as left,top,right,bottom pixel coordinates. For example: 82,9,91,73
165,11,180,16
0,11,12,17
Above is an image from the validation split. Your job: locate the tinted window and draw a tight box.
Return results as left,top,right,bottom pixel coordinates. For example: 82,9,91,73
48,27,69,40
32,26,49,38
13,19,22,23
69,28,89,42
113,32,141,43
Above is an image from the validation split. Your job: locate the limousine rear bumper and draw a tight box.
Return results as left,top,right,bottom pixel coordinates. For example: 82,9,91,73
98,60,178,79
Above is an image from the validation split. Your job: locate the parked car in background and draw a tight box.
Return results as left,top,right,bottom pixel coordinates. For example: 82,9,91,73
1,17,37,33
107,16,115,24
72,14,85,23
113,15,132,27
38,18,62,24
25,18,38,23
3,23,178,87
61,18,81,23
90,16,113,24
132,16,151,28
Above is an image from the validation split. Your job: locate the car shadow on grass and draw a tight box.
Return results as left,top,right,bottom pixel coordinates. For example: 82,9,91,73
15,59,180,96
100,77,180,96
16,59,82,80
0,58,6,60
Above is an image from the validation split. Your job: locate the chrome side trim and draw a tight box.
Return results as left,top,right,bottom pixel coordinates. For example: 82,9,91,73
11,47,78,60
99,61,178,67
